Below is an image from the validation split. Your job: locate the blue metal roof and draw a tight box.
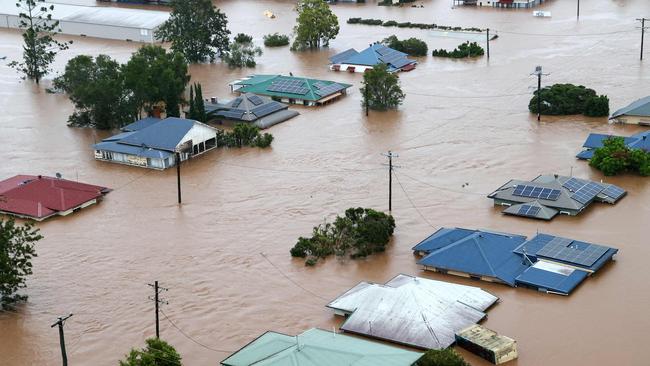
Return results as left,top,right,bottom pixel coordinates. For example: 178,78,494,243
412,227,476,253
329,44,415,72
93,141,172,159
118,117,194,151
101,131,136,142
577,132,649,159
329,48,359,64
611,95,650,118
515,265,588,295
576,149,594,160
122,117,162,132
417,229,528,286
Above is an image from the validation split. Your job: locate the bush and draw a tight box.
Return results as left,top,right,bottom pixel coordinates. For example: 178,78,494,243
223,41,262,68
234,33,253,44
382,20,398,27
589,137,650,176
432,41,484,58
415,349,470,366
263,33,290,47
383,35,428,56
361,64,405,110
215,123,274,148
528,83,609,117
289,208,395,265
347,17,482,32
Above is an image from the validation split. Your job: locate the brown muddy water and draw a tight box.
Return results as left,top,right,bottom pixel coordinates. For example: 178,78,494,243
1,0,649,365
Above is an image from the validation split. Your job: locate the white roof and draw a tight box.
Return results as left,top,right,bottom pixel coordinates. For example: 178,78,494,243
0,2,169,30
327,274,498,350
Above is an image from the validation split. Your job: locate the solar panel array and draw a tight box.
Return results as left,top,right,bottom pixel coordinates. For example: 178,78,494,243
247,95,264,106
313,81,328,89
562,177,588,192
513,185,561,201
267,78,309,95
517,204,541,217
218,109,245,120
314,83,346,97
570,182,604,205
536,236,609,267
231,98,243,108
251,102,285,118
601,184,626,201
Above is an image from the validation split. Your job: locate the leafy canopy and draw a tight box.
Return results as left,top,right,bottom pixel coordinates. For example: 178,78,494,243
290,207,395,265
187,83,207,123
383,35,428,57
264,33,290,47
155,0,230,63
119,338,182,366
223,35,263,68
0,217,42,309
589,137,650,176
432,41,485,58
528,83,609,117
215,123,274,148
9,0,71,84
415,349,470,366
361,64,405,111
292,0,339,50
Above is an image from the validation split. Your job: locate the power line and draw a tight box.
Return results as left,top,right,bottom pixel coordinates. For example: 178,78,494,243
159,309,233,354
495,29,635,37
216,161,384,174
392,172,437,229
398,170,489,196
259,253,328,301
406,91,530,99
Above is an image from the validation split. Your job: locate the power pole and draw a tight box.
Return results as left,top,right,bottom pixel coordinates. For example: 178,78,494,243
531,66,549,121
148,281,168,338
364,82,369,116
175,152,182,204
486,28,490,60
577,0,580,19
638,18,648,61
382,151,398,211
51,314,73,366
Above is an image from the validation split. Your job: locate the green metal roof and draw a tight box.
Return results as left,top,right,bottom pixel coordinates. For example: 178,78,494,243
221,328,422,366
234,75,352,102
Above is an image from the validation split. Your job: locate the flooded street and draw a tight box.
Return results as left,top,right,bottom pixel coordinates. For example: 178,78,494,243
1,0,649,365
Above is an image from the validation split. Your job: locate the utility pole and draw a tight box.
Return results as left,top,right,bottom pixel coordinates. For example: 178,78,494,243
577,0,580,20
486,28,490,60
51,314,73,366
364,82,369,116
382,151,398,211
175,152,182,204
638,18,648,61
531,66,549,121
148,281,168,338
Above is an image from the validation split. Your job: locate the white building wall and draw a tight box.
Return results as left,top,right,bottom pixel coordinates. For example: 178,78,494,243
330,64,374,73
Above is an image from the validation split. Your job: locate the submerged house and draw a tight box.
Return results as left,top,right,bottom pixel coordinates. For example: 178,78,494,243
413,228,618,295
327,274,498,349
460,0,547,8
487,174,626,220
576,130,650,160
204,93,299,129
329,43,417,73
610,96,650,125
93,117,218,170
0,175,110,221
229,75,352,106
221,328,423,366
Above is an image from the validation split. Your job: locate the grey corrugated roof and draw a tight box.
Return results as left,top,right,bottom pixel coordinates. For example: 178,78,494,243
327,274,498,350
502,201,558,220
206,93,292,123
611,95,650,118
488,175,584,212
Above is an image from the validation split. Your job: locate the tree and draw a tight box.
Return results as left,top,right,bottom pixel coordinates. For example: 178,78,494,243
0,217,42,309
122,45,190,118
528,83,609,117
215,124,274,148
155,0,230,63
432,41,485,58
53,55,135,130
223,35,263,68
9,0,71,84
119,338,182,366
589,137,650,176
292,0,339,50
263,33,290,47
361,64,405,111
187,83,207,122
383,35,428,56
584,95,610,117
415,349,470,366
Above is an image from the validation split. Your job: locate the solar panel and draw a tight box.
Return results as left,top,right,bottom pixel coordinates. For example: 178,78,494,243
248,95,264,106
570,182,604,205
601,184,626,200
267,78,309,95
517,204,541,217
218,109,245,120
536,237,609,267
231,98,242,108
314,83,346,97
313,81,328,90
375,45,392,56
562,177,587,192
512,185,561,201
251,102,285,118
392,58,412,69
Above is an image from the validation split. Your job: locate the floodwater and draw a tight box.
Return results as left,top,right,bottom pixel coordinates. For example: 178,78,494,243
1,0,649,365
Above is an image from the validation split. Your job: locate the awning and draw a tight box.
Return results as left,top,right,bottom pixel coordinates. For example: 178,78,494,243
317,92,342,104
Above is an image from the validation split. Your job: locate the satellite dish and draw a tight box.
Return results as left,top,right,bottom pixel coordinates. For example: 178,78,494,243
55,173,62,179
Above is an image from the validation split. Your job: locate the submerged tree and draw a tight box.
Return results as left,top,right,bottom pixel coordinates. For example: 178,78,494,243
119,338,182,366
223,34,263,68
292,0,339,50
361,64,405,111
415,349,470,366
187,83,207,122
589,137,650,176
155,0,230,63
9,0,72,84
0,217,42,309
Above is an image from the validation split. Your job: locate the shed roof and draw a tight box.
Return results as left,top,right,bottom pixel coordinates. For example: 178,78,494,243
233,75,352,102
327,274,498,350
611,95,650,118
329,44,416,72
205,93,295,124
0,175,109,220
221,328,423,366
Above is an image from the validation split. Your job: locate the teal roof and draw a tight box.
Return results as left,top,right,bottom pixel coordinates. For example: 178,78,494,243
234,75,352,102
611,96,650,118
221,328,422,366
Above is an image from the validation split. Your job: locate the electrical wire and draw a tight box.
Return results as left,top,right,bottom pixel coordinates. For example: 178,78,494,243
406,91,530,99
216,161,384,174
259,253,329,301
495,29,636,37
398,170,490,196
160,309,233,354
392,171,437,229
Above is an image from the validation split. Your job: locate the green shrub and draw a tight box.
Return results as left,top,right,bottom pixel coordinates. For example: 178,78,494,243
432,41,484,58
382,20,398,27
263,33,290,47
584,95,610,117
347,17,482,32
589,137,650,176
234,33,253,44
415,349,470,366
383,35,428,56
528,83,609,117
215,123,274,148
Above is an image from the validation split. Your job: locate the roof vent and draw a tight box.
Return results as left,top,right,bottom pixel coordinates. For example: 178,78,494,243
211,97,217,103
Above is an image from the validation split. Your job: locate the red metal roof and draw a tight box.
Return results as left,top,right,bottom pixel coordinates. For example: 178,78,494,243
0,175,110,220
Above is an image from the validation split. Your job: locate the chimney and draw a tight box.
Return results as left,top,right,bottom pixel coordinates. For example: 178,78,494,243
211,97,217,104
37,202,42,217
60,190,65,209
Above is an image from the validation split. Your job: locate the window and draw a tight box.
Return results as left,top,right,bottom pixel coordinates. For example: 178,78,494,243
140,29,149,36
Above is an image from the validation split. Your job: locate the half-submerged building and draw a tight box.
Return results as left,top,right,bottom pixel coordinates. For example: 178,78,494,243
413,228,618,295
0,175,110,221
221,328,423,366
229,75,352,106
204,93,299,129
327,274,498,349
488,174,626,220
577,131,650,160
610,96,650,125
329,43,417,73
93,117,218,170
455,324,518,365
